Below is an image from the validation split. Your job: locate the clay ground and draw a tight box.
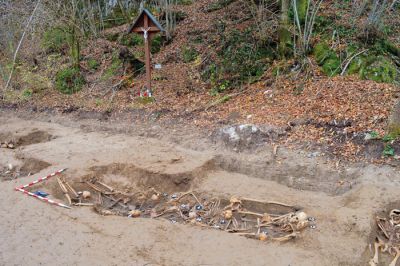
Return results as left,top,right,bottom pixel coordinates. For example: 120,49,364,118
1,109,400,266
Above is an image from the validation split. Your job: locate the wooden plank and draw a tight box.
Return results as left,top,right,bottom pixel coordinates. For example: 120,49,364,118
144,14,152,91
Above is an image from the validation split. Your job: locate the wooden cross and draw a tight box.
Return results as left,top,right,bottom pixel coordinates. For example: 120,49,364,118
128,8,164,94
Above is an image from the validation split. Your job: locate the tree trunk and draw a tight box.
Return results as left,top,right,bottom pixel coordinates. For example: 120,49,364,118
279,0,291,58
296,0,308,22
388,101,400,137
70,0,80,70
70,28,80,69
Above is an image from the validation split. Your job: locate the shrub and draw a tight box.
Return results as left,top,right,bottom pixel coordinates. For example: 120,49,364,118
120,34,144,47
55,67,85,94
42,28,69,53
20,69,51,92
151,35,163,53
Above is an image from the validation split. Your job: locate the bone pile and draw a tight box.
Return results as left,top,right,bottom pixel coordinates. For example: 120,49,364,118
370,209,400,266
77,178,313,242
0,140,15,149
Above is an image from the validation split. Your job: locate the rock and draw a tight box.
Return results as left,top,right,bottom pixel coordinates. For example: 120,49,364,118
307,152,321,158
211,124,286,151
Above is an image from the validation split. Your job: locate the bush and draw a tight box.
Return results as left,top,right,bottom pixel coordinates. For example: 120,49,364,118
20,68,51,93
119,34,144,47
151,35,163,53
42,28,69,53
55,67,85,94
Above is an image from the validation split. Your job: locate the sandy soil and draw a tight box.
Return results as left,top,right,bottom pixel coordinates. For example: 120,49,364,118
1,109,400,266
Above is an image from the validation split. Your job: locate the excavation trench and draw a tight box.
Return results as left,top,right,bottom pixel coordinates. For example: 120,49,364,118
31,162,314,243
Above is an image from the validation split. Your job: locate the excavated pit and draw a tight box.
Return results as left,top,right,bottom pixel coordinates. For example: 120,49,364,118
0,130,54,148
28,163,312,243
0,157,51,181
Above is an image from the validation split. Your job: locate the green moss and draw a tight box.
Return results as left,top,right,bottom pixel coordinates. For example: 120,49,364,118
314,42,331,64
322,58,341,76
55,67,85,94
313,42,340,76
361,56,397,83
347,54,398,83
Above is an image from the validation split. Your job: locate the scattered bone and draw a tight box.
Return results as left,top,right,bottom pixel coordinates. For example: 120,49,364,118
151,194,160,201
72,178,311,243
73,203,94,206
370,209,400,265
390,247,400,266
63,179,79,198
0,141,16,149
82,191,91,199
223,210,233,220
56,177,72,206
97,181,114,192
369,237,385,266
128,210,141,218
258,232,268,241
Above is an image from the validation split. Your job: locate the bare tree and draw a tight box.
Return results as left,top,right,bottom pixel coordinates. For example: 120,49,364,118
3,0,41,91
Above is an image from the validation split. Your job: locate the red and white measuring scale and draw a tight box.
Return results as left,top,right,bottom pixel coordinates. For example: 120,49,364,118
15,168,71,209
